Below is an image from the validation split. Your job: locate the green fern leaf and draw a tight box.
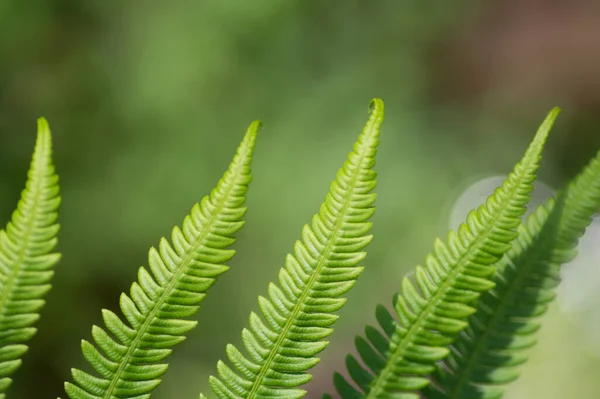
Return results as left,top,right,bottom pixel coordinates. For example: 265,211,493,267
63,121,259,399
209,99,384,399
330,108,559,399
0,118,61,399
424,147,600,399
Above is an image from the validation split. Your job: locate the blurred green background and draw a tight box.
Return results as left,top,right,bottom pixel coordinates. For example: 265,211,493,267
1,1,600,398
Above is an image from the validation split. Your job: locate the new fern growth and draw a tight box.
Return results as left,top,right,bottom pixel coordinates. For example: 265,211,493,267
0,119,61,399
2,101,600,399
209,99,384,399
63,121,259,399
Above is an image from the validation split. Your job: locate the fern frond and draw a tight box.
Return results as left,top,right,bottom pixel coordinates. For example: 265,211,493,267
0,118,61,399
330,108,559,399
209,99,384,399
63,121,259,399
424,148,600,399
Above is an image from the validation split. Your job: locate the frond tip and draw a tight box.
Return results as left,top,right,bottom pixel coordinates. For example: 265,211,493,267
63,121,259,399
209,98,384,399
330,107,558,399
0,118,61,398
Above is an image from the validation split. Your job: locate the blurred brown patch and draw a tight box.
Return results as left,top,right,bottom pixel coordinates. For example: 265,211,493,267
432,0,600,109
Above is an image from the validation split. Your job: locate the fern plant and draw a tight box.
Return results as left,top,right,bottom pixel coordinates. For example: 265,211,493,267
423,148,600,399
63,121,260,399
0,119,61,399
209,100,383,399
329,108,559,399
0,99,599,399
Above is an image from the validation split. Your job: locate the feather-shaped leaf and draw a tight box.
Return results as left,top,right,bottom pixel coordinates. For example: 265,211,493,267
0,118,61,399
425,148,600,399
209,99,384,399
63,121,259,399
330,108,559,399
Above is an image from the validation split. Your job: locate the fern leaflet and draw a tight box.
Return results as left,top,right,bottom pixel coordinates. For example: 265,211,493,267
0,118,61,399
424,148,600,399
63,121,259,399
208,99,384,399
329,108,559,399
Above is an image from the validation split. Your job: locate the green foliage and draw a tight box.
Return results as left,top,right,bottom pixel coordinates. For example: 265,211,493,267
63,121,259,399
424,148,600,399
329,109,560,399
2,101,600,399
0,119,61,399
209,100,383,399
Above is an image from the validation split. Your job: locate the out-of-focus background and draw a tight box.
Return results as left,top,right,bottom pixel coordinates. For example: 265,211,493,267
1,1,600,398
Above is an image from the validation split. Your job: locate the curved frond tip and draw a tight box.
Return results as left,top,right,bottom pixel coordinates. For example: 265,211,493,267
330,108,558,399
63,121,259,399
0,118,61,398
426,144,600,399
209,99,384,399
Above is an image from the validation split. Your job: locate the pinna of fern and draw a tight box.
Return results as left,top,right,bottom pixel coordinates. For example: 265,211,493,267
62,121,260,399
425,146,600,399
208,99,384,399
0,119,61,399
328,107,560,399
